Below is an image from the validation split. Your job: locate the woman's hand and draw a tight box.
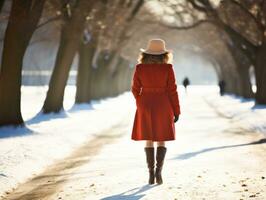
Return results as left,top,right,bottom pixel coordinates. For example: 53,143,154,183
174,115,179,123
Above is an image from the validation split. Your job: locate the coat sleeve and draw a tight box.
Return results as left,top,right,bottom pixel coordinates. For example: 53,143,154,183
167,64,181,116
131,64,142,99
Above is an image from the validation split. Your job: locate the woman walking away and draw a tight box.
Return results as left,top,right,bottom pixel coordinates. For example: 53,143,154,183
131,39,181,185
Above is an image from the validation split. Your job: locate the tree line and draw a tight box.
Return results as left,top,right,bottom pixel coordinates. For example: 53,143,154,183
188,0,266,103
155,0,265,102
0,0,143,127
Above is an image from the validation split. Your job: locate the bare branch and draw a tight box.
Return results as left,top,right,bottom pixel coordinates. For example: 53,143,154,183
227,0,264,31
36,15,62,30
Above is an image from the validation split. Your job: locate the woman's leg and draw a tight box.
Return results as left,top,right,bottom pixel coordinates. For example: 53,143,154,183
144,140,155,184
157,141,165,147
155,141,167,184
146,140,154,147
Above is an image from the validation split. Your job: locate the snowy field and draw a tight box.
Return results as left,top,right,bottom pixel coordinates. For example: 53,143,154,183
0,86,266,198
0,86,133,197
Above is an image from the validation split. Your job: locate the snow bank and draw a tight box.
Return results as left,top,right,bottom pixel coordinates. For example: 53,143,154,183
0,86,134,197
204,90,266,135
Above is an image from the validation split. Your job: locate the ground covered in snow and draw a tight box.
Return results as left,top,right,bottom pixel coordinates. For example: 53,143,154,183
0,86,130,198
1,86,266,200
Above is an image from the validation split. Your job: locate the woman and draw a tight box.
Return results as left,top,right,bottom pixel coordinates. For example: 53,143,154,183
131,38,181,185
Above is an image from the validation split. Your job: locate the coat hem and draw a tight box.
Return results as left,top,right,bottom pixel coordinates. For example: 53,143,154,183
131,137,175,142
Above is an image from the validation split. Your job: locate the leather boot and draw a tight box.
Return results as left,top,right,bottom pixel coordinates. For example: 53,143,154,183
144,147,155,184
155,146,167,184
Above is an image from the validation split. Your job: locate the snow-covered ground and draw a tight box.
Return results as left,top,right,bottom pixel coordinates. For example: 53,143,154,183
0,86,133,197
0,86,266,199
204,89,266,134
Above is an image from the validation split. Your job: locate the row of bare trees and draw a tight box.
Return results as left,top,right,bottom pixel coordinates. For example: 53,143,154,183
0,0,143,127
190,0,266,104
0,0,265,128
152,0,265,102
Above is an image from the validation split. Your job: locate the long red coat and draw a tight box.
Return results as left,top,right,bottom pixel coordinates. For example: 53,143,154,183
131,63,181,141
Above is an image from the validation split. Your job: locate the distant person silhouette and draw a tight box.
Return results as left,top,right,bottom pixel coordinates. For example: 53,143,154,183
218,80,226,96
182,77,190,93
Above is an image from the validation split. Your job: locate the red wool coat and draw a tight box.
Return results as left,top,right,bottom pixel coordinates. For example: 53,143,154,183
131,63,181,141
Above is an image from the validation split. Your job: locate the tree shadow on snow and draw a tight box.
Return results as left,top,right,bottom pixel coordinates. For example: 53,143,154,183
26,110,69,125
26,103,96,125
251,104,266,110
100,184,157,200
171,138,266,160
0,125,37,139
67,103,94,113
239,98,254,103
226,94,254,103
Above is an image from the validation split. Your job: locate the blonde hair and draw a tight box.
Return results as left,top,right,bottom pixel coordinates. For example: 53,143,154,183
137,52,173,64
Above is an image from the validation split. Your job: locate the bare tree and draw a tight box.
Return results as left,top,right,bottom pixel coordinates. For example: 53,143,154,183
156,0,265,102
75,0,144,103
188,0,266,103
0,0,45,127
75,0,108,103
42,0,96,113
0,0,5,13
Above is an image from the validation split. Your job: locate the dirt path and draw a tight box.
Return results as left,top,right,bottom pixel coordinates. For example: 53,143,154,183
1,118,129,200
2,93,266,200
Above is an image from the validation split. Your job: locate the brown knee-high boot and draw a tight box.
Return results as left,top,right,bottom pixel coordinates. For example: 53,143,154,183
144,147,155,184
155,146,167,184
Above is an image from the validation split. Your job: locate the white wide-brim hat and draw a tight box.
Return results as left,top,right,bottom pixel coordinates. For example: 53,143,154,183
140,38,171,55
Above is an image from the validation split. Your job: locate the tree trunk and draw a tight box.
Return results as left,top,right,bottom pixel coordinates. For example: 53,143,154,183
89,58,109,100
222,69,237,94
255,36,266,104
42,26,81,113
116,58,130,93
0,0,45,126
42,0,95,113
225,40,253,98
88,51,115,100
107,53,121,74
0,0,5,12
236,65,253,98
94,53,109,99
120,60,131,92
111,57,125,96
75,40,96,103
